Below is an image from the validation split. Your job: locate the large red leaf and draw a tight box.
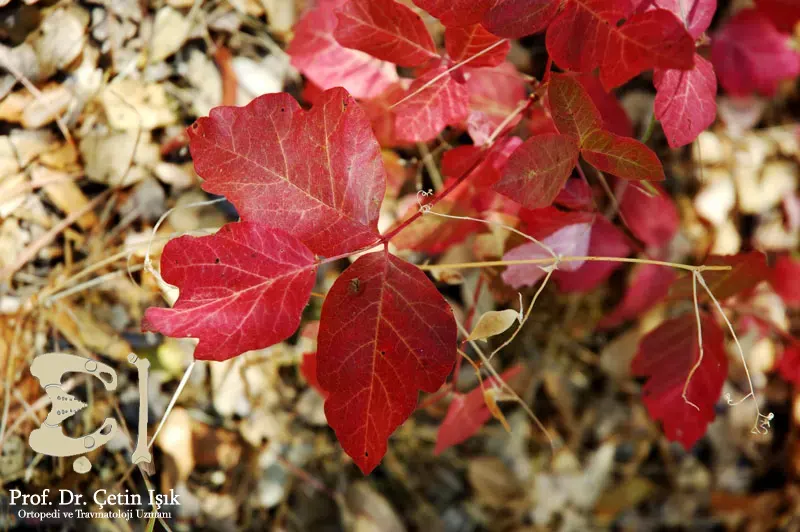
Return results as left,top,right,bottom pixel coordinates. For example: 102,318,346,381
143,222,316,361
492,133,580,210
581,130,665,181
618,183,679,247
188,87,386,257
547,2,695,89
434,365,522,455
317,251,457,473
393,67,471,143
631,313,728,449
288,1,398,99
548,73,603,145
670,252,771,302
445,24,510,68
334,0,438,67
483,0,561,39
464,63,527,146
654,55,717,149
711,9,800,97
756,0,800,32
552,216,631,292
412,0,499,27
771,255,800,307
598,264,676,329
633,0,717,39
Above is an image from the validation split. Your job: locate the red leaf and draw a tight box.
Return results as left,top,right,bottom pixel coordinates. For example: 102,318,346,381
492,133,580,210
334,0,438,67
771,255,800,307
711,9,800,97
301,352,329,397
445,24,510,68
465,63,528,145
547,3,695,89
288,1,398,99
483,0,561,39
412,0,499,27
548,73,603,145
555,177,594,211
670,252,771,302
317,251,457,473
502,221,593,288
576,73,633,138
143,222,316,361
393,67,471,143
755,0,800,33
633,0,717,39
581,130,666,181
188,88,386,257
434,365,523,454
618,183,679,247
552,216,631,292
631,313,728,449
598,264,676,329
777,343,800,387
654,55,717,148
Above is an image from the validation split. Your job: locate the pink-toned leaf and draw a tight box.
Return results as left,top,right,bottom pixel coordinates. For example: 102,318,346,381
465,63,528,145
188,88,386,257
361,82,408,146
143,222,316,361
618,183,679,247
654,54,717,148
434,365,523,454
552,216,631,292
502,222,593,288
492,133,580,210
412,0,499,27
598,264,676,329
393,67,470,143
581,130,666,181
547,3,696,90
317,250,456,473
445,24,510,68
670,252,771,302
756,0,800,33
334,0,438,67
631,313,728,449
288,1,398,99
633,0,717,39
771,255,800,307
576,73,634,138
548,73,603,144
483,0,560,39
711,9,800,97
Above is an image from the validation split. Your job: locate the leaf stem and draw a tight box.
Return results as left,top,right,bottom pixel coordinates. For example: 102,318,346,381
640,110,658,144
419,256,733,273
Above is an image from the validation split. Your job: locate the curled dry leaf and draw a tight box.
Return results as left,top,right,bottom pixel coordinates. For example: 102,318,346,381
466,309,520,342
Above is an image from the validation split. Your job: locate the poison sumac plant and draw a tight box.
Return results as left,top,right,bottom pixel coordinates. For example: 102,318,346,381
144,0,796,473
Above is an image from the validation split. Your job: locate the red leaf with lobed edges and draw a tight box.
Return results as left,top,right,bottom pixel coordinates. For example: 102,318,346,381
631,313,728,449
581,130,665,181
288,1,398,99
492,133,580,210
711,9,800,97
654,55,717,149
317,250,457,473
434,365,523,454
771,255,800,307
393,66,471,143
598,264,676,329
334,0,438,67
755,0,800,33
618,183,679,247
483,0,561,39
445,24,510,68
546,2,695,89
412,0,499,27
143,222,316,361
188,88,386,257
670,252,771,302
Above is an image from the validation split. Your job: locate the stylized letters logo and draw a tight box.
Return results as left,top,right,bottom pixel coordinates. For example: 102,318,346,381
27,352,151,474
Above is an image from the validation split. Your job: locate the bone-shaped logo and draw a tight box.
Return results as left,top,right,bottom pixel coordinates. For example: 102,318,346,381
27,352,151,474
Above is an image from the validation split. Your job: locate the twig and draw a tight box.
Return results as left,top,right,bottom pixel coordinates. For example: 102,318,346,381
419,256,734,273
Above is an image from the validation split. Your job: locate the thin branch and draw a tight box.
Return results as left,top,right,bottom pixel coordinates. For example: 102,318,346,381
419,256,734,273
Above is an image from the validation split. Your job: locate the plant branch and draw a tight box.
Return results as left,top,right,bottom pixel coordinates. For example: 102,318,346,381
419,256,734,273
